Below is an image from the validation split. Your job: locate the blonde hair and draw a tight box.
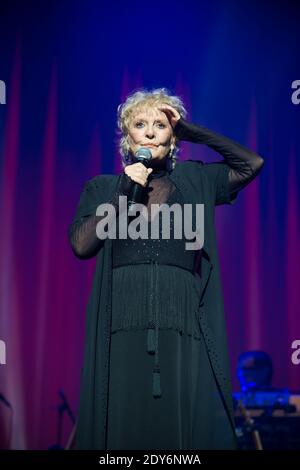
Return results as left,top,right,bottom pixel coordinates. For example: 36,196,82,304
116,87,187,169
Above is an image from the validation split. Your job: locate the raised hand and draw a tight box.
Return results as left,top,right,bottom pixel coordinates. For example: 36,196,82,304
157,104,181,129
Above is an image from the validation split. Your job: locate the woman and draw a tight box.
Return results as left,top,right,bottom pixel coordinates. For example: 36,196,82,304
68,88,264,450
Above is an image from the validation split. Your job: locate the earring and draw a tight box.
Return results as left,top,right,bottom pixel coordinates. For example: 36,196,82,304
169,145,174,159
167,145,176,170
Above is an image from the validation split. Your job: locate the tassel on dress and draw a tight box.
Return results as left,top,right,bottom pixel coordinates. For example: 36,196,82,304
147,328,155,354
152,365,161,398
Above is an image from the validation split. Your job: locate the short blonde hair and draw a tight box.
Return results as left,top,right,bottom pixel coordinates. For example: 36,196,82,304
116,87,187,169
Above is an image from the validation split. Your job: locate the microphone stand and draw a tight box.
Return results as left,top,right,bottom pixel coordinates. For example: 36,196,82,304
0,393,13,449
48,390,75,450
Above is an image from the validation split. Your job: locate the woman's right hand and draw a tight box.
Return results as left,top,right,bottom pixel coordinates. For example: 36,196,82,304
124,162,153,187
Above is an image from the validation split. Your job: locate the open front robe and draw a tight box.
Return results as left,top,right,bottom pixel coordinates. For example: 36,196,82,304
70,159,239,449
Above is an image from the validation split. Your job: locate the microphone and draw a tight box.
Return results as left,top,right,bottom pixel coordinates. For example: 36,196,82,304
127,147,152,216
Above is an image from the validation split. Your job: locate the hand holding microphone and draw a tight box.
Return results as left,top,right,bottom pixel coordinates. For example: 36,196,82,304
124,148,153,214
124,162,153,187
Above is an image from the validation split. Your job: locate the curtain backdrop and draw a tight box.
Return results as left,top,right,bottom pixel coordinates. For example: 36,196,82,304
0,0,299,449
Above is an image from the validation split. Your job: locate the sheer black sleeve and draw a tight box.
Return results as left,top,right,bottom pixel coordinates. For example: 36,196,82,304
174,117,264,193
68,172,133,260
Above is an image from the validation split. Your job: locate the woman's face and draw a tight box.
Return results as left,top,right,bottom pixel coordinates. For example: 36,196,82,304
127,106,175,161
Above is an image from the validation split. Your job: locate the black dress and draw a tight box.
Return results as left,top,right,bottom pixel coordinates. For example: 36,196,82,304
107,167,236,450
68,117,264,450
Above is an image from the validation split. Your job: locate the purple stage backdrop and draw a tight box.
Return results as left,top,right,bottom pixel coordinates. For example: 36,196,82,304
0,0,299,449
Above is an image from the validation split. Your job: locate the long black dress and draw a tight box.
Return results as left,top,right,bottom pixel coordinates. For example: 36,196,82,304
68,117,264,450
107,167,236,449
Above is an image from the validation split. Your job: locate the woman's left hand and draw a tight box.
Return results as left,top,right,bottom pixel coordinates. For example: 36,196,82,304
157,104,181,128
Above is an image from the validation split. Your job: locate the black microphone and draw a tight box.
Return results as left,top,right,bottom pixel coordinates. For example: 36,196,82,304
127,147,152,216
